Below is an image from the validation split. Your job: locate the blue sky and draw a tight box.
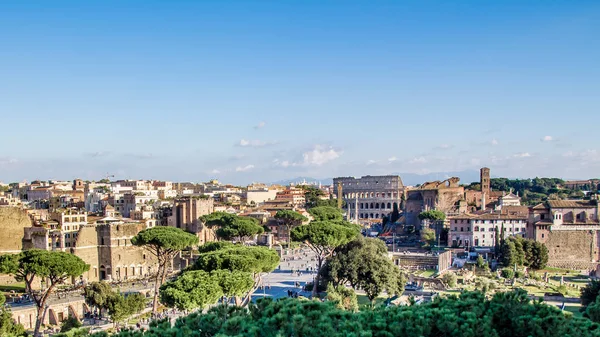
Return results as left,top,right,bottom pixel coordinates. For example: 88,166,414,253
1,1,599,184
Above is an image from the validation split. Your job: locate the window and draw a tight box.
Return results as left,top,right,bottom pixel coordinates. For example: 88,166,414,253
541,233,545,238
454,227,457,231
460,227,464,232
467,227,470,231
540,214,545,220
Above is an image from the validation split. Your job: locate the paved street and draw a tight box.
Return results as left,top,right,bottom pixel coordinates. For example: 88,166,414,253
254,248,318,300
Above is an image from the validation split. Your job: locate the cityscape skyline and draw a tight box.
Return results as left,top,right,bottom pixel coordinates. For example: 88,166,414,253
1,1,599,184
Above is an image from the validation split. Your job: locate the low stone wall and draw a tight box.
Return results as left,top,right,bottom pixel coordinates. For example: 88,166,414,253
547,260,599,271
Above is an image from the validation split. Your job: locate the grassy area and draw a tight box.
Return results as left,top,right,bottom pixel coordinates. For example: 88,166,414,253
0,283,26,293
541,267,579,274
417,269,437,278
55,327,90,336
543,301,583,318
357,295,386,307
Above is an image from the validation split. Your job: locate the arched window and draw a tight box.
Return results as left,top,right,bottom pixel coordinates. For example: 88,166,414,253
375,203,380,209
474,226,479,231
387,203,391,209
364,203,368,209
370,213,374,218
360,203,364,209
375,214,379,218
370,203,374,208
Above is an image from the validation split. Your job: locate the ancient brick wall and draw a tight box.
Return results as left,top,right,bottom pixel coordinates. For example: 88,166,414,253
545,230,600,270
73,225,101,282
0,207,32,253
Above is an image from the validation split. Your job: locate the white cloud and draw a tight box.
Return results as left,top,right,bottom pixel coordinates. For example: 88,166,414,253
210,169,220,174
235,164,255,172
541,135,553,142
491,139,499,146
409,156,427,164
388,156,398,163
366,159,377,165
513,152,531,158
86,151,110,158
301,145,341,166
254,121,266,129
0,158,18,165
236,139,277,148
435,144,453,150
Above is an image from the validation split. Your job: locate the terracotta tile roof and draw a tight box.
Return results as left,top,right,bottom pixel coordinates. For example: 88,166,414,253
532,203,547,210
547,200,597,208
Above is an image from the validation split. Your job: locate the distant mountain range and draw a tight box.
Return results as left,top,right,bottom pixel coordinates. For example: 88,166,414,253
272,170,483,187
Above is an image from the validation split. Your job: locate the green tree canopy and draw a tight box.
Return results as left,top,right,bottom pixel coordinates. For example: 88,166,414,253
442,272,458,288
200,212,264,242
200,211,236,228
420,228,436,248
307,206,344,222
192,245,279,275
291,221,359,296
191,245,279,306
160,270,224,311
105,293,146,327
0,250,89,337
321,237,387,288
106,289,600,337
582,279,600,308
498,236,548,270
0,307,26,337
211,270,255,301
326,284,358,312
196,241,235,254
216,216,264,242
322,238,406,304
131,226,199,313
83,281,113,317
418,210,446,221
